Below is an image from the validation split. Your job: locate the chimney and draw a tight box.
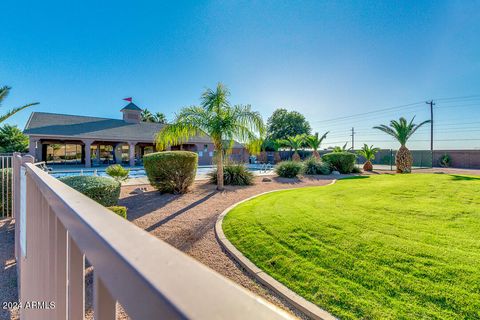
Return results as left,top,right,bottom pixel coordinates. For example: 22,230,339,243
121,102,142,123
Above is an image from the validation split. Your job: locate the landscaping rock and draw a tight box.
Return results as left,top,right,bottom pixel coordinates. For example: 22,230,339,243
332,170,341,175
130,187,147,195
262,177,272,182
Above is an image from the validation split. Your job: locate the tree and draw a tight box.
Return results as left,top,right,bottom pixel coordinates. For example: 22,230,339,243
0,86,38,123
304,131,329,159
0,124,29,152
332,142,349,153
141,109,155,122
266,108,311,141
155,83,264,191
356,144,380,171
153,112,167,124
142,109,167,124
374,116,430,173
280,135,305,161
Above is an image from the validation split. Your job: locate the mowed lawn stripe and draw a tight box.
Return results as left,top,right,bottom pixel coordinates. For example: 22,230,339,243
223,174,480,319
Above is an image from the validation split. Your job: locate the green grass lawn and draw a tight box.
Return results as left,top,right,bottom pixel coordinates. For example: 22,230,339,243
223,174,480,319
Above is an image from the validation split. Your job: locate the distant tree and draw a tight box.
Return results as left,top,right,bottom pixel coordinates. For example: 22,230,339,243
374,116,430,173
266,108,311,141
0,124,29,152
153,112,167,124
142,109,167,124
280,134,305,161
304,131,329,159
0,86,38,123
356,144,380,171
141,109,155,122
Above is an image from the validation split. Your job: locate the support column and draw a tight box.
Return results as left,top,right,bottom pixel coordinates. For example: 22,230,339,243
128,142,137,167
83,140,93,168
28,138,39,161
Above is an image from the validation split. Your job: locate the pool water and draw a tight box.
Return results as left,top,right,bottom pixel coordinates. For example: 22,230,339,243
49,164,273,179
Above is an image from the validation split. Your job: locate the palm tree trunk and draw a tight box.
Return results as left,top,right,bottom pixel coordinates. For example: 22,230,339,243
396,145,413,173
215,141,224,191
312,150,320,159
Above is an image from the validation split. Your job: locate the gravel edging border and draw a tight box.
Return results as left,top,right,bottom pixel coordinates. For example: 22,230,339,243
215,180,338,320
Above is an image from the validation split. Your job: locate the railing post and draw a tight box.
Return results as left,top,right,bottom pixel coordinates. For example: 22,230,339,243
94,271,117,320
68,235,85,320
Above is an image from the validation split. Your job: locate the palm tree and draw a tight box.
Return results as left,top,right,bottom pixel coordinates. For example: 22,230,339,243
332,142,349,153
153,112,167,124
280,135,305,161
155,83,264,191
374,116,430,173
141,109,155,122
356,144,380,171
304,131,329,159
0,86,38,123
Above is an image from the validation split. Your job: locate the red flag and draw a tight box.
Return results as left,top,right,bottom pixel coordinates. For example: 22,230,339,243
123,97,132,102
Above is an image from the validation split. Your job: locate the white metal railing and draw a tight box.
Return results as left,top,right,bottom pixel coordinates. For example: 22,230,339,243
13,153,292,319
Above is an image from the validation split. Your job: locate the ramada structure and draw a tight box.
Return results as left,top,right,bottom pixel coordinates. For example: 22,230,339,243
23,102,248,167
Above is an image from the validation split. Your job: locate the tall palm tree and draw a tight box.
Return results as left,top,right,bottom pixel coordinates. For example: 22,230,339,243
0,86,38,123
280,135,305,161
304,131,329,159
356,144,380,171
153,112,167,124
374,116,430,173
141,109,155,122
156,83,264,190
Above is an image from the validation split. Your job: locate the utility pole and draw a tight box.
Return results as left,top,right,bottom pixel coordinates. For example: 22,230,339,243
351,127,355,150
426,100,435,167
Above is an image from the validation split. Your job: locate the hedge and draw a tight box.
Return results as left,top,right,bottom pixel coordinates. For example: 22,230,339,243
59,175,121,206
107,206,127,219
143,151,198,194
275,161,303,178
322,152,356,174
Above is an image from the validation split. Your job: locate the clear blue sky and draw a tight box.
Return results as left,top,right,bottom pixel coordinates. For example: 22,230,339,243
1,1,479,149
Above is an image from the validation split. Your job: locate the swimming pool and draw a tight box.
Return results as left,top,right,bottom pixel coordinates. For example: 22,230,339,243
49,164,273,179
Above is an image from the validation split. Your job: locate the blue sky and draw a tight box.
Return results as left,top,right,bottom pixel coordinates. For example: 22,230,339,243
1,1,479,149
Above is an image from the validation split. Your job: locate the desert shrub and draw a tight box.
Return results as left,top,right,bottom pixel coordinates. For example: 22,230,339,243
0,168,12,216
440,154,451,167
208,162,254,186
275,161,303,178
105,164,129,182
303,157,331,175
351,166,362,174
59,175,120,206
322,152,356,174
143,151,198,194
107,206,127,219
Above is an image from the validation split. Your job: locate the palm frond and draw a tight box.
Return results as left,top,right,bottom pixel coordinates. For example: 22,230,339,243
0,102,39,124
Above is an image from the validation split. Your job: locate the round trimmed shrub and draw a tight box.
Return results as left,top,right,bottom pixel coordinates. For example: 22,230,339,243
59,175,121,206
143,151,198,194
105,164,129,182
208,163,254,186
275,161,303,178
303,157,331,175
107,206,127,219
322,152,356,174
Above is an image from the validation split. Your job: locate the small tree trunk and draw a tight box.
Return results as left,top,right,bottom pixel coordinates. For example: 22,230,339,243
292,152,301,162
274,151,281,163
216,145,224,191
312,150,320,159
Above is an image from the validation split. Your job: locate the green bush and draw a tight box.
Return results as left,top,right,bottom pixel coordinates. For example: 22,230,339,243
275,161,303,178
107,206,127,219
143,151,198,194
322,152,356,174
208,163,254,186
105,164,129,182
0,168,12,216
303,157,331,175
59,175,121,206
351,166,362,174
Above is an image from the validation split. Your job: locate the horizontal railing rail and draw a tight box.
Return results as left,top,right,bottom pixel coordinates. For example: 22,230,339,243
13,153,291,319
